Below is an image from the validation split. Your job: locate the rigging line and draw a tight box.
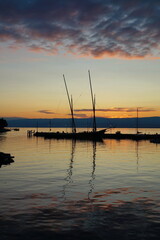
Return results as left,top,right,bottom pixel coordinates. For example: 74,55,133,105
63,74,76,133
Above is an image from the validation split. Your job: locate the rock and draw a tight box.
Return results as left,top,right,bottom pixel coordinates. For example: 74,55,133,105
0,152,15,167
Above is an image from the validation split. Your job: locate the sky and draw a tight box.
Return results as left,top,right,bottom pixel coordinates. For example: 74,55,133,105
0,0,160,119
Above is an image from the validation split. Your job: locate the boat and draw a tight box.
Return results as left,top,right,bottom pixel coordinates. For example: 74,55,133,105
34,71,106,140
136,108,142,135
104,107,160,141
41,129,106,140
13,128,20,131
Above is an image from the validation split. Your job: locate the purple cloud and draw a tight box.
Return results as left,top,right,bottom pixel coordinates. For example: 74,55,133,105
74,107,156,112
0,0,160,58
37,110,55,114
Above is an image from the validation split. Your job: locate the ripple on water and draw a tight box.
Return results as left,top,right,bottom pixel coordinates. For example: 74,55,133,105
0,129,160,239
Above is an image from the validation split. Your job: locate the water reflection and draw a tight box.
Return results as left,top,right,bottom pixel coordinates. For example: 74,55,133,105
88,141,96,199
136,140,139,172
0,188,159,240
62,140,76,200
62,140,103,201
1,130,160,239
0,133,6,143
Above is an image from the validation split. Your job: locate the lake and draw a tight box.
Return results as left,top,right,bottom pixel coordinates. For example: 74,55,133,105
0,128,160,240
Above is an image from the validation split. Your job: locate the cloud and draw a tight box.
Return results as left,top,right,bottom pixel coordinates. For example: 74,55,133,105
37,110,55,114
74,107,156,112
0,0,160,59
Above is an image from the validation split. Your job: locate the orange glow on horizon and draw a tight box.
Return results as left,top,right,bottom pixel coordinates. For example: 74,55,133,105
2,108,160,119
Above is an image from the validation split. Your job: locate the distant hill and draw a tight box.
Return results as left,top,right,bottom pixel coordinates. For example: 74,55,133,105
5,117,160,128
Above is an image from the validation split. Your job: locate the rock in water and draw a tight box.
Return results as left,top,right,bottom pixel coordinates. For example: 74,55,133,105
0,152,15,167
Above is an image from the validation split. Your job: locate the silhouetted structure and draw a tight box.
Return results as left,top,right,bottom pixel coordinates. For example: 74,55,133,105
0,118,10,132
0,118,8,129
0,152,14,167
104,132,160,141
34,72,106,141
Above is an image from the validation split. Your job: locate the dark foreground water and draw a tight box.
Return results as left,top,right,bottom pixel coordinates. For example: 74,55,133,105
0,128,160,239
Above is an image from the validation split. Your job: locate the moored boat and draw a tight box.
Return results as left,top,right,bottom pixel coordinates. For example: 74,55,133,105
34,71,106,140
34,129,106,140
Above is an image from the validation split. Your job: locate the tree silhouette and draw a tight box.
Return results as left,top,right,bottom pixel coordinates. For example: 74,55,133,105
0,118,8,129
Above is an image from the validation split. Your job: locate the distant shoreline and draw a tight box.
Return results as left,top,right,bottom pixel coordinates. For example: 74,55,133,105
6,126,160,129
3,116,160,128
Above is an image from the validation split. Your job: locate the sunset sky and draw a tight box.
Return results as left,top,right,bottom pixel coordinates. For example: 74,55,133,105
0,0,160,119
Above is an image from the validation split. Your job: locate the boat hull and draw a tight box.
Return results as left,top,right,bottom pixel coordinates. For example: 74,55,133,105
34,129,106,140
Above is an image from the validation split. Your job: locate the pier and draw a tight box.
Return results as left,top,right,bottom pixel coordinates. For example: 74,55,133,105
104,132,160,141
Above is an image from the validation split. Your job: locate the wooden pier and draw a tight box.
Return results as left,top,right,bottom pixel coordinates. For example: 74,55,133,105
104,132,160,141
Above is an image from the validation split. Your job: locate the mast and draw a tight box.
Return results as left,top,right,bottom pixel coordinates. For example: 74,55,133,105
49,119,51,132
36,120,39,132
88,70,97,132
136,107,139,134
63,74,76,133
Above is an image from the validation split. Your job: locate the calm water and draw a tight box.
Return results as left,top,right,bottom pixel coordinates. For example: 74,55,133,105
0,128,160,240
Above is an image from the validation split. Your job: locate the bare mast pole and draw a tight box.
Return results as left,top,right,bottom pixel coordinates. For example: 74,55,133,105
136,107,139,134
63,74,76,133
88,70,97,132
70,95,76,133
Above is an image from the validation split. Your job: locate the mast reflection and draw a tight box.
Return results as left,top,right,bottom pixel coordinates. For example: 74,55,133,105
88,141,96,199
136,140,139,172
62,139,104,201
62,140,76,200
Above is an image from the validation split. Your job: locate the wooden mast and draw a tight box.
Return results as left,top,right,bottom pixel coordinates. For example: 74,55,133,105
36,120,39,132
136,107,139,134
49,119,51,132
63,74,76,133
88,70,97,132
